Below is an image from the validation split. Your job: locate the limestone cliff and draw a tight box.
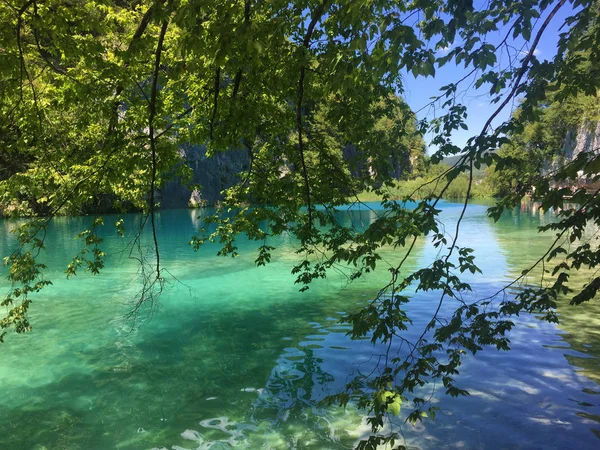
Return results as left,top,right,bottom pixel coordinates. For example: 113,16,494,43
160,143,416,208
572,121,600,160
558,120,600,184
159,144,250,209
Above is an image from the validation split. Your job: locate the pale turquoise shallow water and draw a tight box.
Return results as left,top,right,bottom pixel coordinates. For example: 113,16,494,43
0,201,599,449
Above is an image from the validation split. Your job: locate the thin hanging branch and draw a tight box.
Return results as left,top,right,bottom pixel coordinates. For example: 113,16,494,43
231,69,243,98
13,0,43,127
147,4,171,281
400,0,568,379
296,0,329,229
479,0,567,137
110,0,167,132
410,0,567,209
231,0,252,99
209,67,220,139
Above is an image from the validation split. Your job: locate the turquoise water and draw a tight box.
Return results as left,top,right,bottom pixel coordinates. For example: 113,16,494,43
0,201,599,449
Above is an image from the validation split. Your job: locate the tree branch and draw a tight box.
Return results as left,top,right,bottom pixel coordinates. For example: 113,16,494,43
209,67,220,139
479,0,567,136
147,3,171,281
297,0,329,230
231,0,252,98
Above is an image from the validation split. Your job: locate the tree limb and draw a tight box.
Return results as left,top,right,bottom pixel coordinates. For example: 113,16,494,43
147,2,171,281
296,0,329,230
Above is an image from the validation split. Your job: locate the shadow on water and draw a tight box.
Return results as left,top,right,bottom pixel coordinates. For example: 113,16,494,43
485,202,600,444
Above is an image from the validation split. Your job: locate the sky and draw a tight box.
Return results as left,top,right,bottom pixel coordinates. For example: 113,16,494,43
398,4,580,153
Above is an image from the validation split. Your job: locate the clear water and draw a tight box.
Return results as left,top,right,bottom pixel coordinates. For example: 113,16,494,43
0,201,599,449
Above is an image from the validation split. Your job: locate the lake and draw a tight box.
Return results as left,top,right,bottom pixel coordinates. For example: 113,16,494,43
0,201,599,449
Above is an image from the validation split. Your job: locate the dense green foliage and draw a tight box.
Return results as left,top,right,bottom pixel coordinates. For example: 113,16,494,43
1,0,600,447
487,92,600,196
383,88,599,201
362,162,494,201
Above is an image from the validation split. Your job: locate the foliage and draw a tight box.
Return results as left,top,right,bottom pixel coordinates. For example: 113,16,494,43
1,0,600,447
377,162,494,200
487,91,600,196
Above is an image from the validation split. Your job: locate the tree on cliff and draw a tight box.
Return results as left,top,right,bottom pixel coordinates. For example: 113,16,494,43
1,0,600,447
487,91,600,196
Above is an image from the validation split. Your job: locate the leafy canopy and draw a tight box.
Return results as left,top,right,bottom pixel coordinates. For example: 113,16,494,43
1,0,600,447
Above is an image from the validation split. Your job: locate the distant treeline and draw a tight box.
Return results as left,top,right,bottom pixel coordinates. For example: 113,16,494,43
364,91,600,201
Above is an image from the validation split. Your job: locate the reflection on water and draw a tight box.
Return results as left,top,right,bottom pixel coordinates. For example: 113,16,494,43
0,201,599,449
492,202,600,384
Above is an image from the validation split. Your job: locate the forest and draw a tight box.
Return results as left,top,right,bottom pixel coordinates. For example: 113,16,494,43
1,0,600,448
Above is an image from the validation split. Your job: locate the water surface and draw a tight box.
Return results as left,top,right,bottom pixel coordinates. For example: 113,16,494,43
0,201,599,449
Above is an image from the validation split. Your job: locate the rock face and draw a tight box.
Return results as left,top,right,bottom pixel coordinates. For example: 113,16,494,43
558,121,600,181
161,141,413,209
574,121,600,189
571,121,600,161
342,144,411,181
159,143,250,209
546,120,600,175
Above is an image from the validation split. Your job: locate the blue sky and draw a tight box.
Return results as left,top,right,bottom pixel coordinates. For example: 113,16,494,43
398,4,579,153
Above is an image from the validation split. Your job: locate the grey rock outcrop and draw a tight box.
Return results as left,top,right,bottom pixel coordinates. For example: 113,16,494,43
571,121,600,161
161,140,414,209
546,120,600,180
159,143,250,209
342,144,411,181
